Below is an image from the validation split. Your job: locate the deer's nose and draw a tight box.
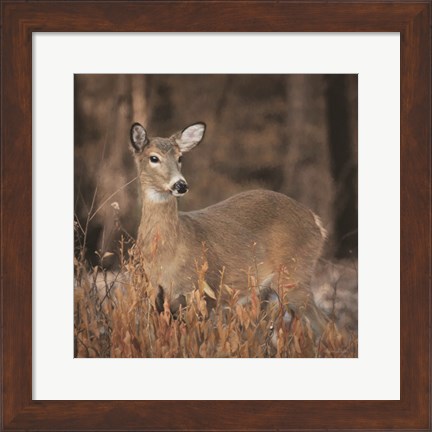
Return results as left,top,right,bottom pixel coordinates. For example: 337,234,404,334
172,179,189,195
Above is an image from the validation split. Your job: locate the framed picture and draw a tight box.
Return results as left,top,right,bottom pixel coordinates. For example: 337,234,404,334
1,1,430,430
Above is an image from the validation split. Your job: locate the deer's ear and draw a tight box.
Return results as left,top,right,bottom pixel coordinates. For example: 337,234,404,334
175,122,206,152
130,123,148,153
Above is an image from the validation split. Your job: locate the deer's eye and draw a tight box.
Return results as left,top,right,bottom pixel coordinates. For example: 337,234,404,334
149,156,160,164
178,156,183,164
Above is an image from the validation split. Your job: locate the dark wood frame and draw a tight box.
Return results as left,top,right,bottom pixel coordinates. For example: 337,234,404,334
1,1,430,430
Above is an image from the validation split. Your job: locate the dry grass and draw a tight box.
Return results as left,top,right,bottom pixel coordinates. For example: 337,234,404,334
74,237,357,359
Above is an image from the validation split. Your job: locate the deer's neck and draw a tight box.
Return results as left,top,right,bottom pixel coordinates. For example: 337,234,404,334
137,194,180,257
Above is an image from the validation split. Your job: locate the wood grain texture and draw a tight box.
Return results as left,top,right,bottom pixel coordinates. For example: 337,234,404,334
1,1,430,430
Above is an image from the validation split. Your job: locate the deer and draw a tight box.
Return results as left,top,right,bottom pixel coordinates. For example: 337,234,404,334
129,121,329,334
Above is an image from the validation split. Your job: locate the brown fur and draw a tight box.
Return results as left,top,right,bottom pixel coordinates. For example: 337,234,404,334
130,123,327,330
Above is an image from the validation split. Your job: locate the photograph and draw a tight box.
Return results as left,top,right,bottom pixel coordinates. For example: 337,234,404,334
74,74,358,358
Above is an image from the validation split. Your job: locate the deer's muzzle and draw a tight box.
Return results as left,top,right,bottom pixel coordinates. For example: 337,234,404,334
171,179,189,196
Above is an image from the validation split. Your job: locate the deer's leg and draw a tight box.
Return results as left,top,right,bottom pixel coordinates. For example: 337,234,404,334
155,285,186,317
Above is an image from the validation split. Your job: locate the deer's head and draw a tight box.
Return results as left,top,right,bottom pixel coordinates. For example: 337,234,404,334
130,122,206,202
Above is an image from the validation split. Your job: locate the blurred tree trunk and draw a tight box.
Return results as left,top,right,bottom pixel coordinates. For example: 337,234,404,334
282,75,334,252
74,75,149,266
326,75,358,258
